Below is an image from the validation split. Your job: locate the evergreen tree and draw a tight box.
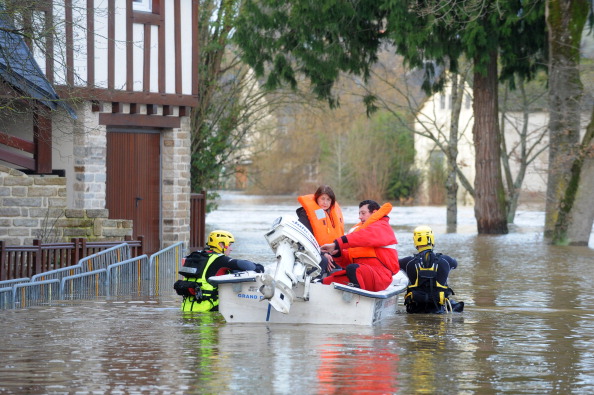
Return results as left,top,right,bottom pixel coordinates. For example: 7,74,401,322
234,0,547,234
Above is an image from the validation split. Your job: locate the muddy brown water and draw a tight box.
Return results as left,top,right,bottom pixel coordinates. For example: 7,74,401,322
1,192,593,394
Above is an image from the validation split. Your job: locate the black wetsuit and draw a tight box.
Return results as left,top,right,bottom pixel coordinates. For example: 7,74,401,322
400,251,463,313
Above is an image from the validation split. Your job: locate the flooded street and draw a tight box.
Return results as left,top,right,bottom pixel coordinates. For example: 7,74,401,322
2,192,594,394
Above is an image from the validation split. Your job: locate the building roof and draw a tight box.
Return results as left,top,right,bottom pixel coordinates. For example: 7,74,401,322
0,9,77,119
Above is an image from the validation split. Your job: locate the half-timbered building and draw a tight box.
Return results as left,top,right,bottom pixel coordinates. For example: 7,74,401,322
0,0,198,253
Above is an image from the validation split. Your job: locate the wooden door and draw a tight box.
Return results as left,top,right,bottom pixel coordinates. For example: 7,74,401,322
106,131,161,253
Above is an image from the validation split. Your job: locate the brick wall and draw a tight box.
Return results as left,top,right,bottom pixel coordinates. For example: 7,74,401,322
0,166,132,245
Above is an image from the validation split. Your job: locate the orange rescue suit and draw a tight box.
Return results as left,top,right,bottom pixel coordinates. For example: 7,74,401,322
346,203,395,260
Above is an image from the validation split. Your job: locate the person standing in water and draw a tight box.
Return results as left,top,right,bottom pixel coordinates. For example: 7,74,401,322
400,226,464,313
175,230,265,312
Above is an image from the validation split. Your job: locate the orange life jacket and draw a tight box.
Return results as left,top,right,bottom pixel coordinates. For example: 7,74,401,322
348,203,394,260
298,194,344,245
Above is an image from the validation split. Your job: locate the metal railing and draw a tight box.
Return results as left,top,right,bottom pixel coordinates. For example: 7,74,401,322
0,237,143,281
0,278,30,287
13,279,61,309
150,242,184,296
107,255,151,297
29,243,130,283
77,243,132,273
0,287,13,308
0,242,184,309
61,269,109,300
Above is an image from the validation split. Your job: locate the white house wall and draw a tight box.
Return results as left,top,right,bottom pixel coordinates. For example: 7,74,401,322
500,111,550,194
51,0,196,95
114,1,128,90
149,25,159,91
132,23,145,91
51,4,67,86
180,0,193,95
414,86,475,205
164,0,176,93
94,1,110,88
71,2,90,85
414,85,551,206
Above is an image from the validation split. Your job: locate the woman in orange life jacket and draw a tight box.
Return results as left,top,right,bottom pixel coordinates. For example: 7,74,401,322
296,185,345,276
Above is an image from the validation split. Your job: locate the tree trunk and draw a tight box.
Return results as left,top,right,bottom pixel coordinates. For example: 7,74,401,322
565,156,594,246
472,51,508,234
499,85,519,223
446,73,464,231
545,0,588,239
558,106,594,245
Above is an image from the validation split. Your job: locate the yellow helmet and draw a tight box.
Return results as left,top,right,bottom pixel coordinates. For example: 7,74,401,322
413,225,434,252
207,230,235,253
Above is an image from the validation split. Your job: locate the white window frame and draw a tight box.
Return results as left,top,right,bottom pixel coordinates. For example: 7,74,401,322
133,0,152,12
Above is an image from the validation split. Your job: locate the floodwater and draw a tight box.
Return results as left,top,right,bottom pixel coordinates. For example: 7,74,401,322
2,192,594,394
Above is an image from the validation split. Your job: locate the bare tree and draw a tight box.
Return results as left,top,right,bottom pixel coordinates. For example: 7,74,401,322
354,58,476,224
190,0,300,198
500,78,549,222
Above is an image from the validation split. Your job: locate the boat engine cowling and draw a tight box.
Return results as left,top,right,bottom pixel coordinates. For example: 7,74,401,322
261,216,322,314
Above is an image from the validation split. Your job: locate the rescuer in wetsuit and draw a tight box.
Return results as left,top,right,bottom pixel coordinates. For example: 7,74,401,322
400,226,464,313
174,230,265,312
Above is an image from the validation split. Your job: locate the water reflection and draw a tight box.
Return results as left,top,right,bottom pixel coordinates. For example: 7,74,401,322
1,193,594,394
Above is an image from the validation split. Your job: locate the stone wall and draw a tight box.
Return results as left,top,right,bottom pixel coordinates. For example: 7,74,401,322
71,102,107,209
161,116,192,247
0,166,132,245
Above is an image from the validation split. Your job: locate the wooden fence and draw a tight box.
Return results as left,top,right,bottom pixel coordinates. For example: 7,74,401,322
0,237,143,281
190,191,207,251
1,191,206,281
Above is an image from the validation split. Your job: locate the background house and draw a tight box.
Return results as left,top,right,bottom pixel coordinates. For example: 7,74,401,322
0,0,199,253
413,81,550,207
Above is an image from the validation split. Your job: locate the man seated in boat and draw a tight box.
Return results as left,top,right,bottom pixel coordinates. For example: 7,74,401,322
400,226,464,313
174,230,265,312
319,200,400,291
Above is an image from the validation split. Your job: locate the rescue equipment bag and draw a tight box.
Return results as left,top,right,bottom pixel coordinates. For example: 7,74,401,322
173,280,204,299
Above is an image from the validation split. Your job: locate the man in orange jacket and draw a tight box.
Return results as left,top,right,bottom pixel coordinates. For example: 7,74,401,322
320,200,400,291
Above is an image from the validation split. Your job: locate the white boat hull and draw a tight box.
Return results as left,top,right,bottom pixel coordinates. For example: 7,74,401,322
210,271,409,326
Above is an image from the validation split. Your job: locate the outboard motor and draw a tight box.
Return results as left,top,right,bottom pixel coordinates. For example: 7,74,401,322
260,216,322,314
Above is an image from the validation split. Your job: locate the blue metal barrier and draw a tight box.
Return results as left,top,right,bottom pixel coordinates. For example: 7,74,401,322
0,242,184,309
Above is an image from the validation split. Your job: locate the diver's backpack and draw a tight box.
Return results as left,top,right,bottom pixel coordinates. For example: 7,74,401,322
178,250,211,279
173,251,211,300
173,251,218,302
